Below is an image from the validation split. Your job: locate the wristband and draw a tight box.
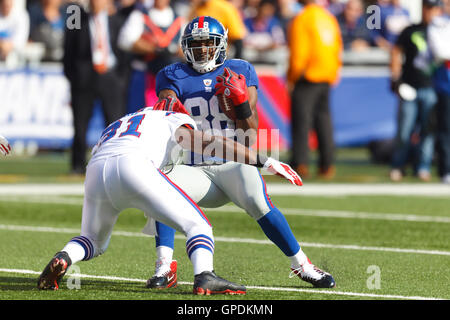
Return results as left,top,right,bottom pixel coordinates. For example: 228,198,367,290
255,154,269,168
235,101,252,120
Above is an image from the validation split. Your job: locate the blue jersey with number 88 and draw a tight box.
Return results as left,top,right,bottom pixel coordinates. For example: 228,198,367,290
156,59,258,135
156,59,258,164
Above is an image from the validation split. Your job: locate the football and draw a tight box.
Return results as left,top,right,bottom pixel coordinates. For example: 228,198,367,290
216,89,237,121
216,68,249,121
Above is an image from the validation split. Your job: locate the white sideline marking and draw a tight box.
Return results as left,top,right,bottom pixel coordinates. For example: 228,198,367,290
268,183,450,196
206,206,450,223
1,195,449,224
0,268,445,300
0,183,449,196
1,223,449,257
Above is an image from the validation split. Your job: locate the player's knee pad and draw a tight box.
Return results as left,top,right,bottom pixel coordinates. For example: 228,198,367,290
215,163,275,220
239,197,273,220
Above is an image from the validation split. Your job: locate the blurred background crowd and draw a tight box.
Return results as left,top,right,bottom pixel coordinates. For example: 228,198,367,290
0,0,429,66
0,0,449,184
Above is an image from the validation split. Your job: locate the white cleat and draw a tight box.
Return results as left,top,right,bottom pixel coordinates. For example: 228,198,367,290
290,263,336,288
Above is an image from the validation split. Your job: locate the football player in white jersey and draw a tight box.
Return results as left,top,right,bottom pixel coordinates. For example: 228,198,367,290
145,16,336,289
37,97,302,295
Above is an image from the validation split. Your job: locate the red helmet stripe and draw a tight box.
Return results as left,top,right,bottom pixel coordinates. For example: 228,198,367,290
198,16,205,29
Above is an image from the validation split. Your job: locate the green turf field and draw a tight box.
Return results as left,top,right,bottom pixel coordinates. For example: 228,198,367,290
0,151,449,302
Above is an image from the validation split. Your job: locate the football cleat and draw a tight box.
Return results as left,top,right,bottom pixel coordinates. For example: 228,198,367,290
193,271,246,295
37,251,72,290
290,263,336,288
146,260,177,289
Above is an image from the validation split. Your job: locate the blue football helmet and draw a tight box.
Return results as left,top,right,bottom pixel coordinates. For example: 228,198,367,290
181,16,228,73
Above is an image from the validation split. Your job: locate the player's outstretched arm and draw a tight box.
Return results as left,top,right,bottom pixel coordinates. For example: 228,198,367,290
175,127,302,186
158,89,178,100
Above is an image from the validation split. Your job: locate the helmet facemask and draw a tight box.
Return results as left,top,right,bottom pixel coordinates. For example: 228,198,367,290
182,22,228,73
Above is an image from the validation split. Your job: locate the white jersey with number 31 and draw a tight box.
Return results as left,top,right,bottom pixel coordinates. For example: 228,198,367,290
90,109,196,169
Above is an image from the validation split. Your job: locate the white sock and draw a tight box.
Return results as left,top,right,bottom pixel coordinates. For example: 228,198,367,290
190,248,214,275
156,246,174,263
62,241,86,264
289,248,310,269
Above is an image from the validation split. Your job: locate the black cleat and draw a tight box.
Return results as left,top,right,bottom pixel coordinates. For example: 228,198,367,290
290,263,336,288
193,271,246,295
146,260,177,289
37,251,72,290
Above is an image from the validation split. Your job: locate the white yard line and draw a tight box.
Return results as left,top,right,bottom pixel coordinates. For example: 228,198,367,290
206,206,450,223
1,223,449,257
0,183,449,196
1,194,449,224
267,183,450,197
0,268,445,300
0,184,85,195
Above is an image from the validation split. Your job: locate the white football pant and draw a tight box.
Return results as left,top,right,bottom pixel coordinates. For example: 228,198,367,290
166,162,274,219
79,154,214,260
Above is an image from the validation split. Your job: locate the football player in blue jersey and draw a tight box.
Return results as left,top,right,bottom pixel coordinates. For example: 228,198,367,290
144,16,336,289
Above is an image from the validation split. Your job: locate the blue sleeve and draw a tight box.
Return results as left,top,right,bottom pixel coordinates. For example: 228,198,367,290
155,68,181,97
226,60,259,89
246,61,259,89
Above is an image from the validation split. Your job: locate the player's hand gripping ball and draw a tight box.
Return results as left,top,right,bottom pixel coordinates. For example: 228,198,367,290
215,68,249,121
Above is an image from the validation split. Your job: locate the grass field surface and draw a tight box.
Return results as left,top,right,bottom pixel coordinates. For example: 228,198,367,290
0,151,449,307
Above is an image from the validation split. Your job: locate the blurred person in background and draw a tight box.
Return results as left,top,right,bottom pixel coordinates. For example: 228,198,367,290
111,0,137,19
287,0,342,179
389,0,442,182
243,0,286,63
428,0,450,183
371,0,410,50
64,0,131,174
337,0,371,51
276,0,302,33
326,0,345,16
243,0,261,18
229,0,245,17
118,0,184,111
0,0,29,62
28,0,67,62
188,0,247,59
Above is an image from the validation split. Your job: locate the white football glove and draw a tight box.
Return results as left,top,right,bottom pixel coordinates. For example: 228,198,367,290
0,135,11,156
263,157,303,186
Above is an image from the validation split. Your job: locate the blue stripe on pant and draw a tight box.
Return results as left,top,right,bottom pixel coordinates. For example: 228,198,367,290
186,234,215,258
70,236,95,261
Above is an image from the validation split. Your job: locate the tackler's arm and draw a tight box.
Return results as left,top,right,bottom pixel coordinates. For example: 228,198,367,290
174,127,302,186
